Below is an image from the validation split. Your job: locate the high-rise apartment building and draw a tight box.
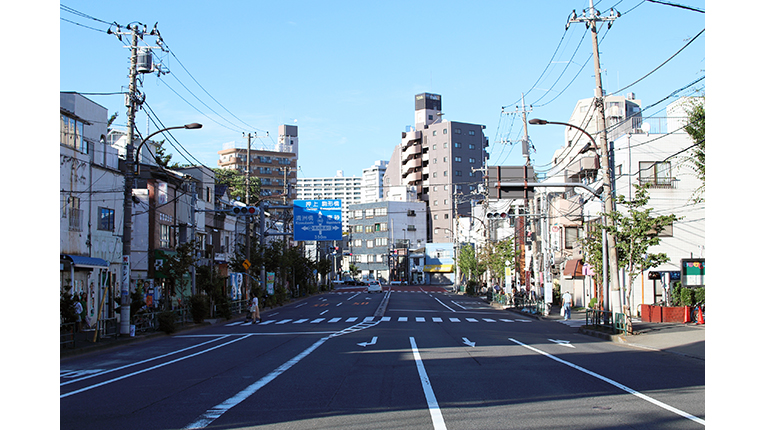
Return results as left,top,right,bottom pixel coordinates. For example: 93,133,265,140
217,125,298,215
384,93,488,243
296,171,362,232
362,160,388,203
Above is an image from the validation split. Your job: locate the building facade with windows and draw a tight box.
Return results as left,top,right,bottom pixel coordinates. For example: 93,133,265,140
60,92,125,328
217,125,298,219
384,93,489,244
362,160,388,203
346,201,427,283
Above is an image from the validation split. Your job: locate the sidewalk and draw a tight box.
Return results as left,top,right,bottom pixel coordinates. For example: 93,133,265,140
510,304,705,360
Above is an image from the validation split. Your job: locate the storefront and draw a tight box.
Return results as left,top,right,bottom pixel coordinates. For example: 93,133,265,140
60,254,115,328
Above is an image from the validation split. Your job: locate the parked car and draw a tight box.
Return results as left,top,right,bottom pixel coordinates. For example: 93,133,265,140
366,280,383,293
389,280,408,286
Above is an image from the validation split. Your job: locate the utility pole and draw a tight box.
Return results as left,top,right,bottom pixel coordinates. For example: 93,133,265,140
118,25,141,337
519,94,539,294
567,0,621,310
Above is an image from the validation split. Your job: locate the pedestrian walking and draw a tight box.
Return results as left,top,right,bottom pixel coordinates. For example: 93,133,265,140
73,295,84,332
562,290,572,320
250,296,261,323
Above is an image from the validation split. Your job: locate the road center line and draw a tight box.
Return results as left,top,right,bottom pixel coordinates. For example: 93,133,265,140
410,337,448,430
60,335,253,399
508,338,705,426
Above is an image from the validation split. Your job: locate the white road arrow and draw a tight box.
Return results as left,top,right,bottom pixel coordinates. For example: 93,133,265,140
357,336,378,347
548,339,575,348
462,337,476,348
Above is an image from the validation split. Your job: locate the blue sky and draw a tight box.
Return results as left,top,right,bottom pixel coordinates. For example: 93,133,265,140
58,0,705,179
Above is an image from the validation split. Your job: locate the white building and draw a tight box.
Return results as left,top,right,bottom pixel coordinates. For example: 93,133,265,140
296,171,362,232
362,160,388,203
542,96,704,315
60,92,124,328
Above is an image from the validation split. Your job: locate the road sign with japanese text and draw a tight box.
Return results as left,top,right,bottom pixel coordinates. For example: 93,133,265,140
293,199,342,241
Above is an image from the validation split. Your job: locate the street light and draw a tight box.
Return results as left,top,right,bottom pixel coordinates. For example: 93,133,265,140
120,122,202,336
135,123,203,174
529,117,619,313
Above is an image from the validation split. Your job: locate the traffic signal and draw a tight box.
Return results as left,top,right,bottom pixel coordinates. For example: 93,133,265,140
486,212,509,219
229,206,258,216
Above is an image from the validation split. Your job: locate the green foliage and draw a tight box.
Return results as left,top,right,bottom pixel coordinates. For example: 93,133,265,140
214,168,261,203
480,238,518,285
60,287,77,324
189,294,209,324
457,243,486,283
158,310,177,334
683,98,705,203
164,240,197,309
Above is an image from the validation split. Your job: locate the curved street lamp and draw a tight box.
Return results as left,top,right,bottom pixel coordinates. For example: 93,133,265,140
120,121,202,336
529,117,619,313
135,123,203,174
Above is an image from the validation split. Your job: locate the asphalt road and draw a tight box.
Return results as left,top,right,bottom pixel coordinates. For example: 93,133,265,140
60,286,705,429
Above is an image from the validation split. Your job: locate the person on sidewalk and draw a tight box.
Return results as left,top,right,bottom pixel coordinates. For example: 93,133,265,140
250,296,261,323
73,295,84,332
562,291,572,320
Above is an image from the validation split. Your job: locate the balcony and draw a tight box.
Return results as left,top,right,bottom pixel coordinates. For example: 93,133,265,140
401,130,422,148
566,156,599,182
403,143,422,162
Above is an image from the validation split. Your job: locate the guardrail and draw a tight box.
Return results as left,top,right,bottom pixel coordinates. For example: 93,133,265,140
488,291,545,315
60,323,76,349
585,309,627,334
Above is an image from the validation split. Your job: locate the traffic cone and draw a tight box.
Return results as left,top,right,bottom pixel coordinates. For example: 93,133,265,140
696,306,705,325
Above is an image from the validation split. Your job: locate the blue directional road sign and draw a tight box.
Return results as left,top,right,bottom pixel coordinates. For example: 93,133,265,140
293,199,342,241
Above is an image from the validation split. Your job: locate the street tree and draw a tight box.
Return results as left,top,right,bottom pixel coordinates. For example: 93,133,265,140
214,168,261,203
457,243,486,288
682,98,705,203
479,238,518,287
606,184,678,333
164,240,198,310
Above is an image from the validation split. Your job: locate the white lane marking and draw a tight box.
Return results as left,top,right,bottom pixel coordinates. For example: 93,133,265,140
183,337,328,429
449,318,460,323
346,292,361,301
357,336,378,347
450,300,467,310
433,317,443,323
380,316,391,322
462,337,476,348
483,318,496,323
61,335,252,399
409,337,447,430
345,317,358,323
275,319,292,325
508,338,705,426
416,317,426,322
328,317,342,323
466,318,478,323
311,318,325,323
434,297,456,312
292,319,309,324
258,320,275,325
398,317,408,322
60,336,227,387
364,317,376,322
320,310,329,315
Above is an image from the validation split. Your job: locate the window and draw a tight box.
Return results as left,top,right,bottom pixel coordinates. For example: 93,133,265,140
564,227,581,249
455,156,462,162
434,214,438,220
160,224,171,248
67,197,82,231
407,225,416,231
98,207,115,231
455,128,462,134
365,225,374,233
639,161,673,188
468,143,475,150
432,130,437,136
444,142,448,148
60,115,87,153
455,170,462,176
454,142,462,148
443,128,447,134
469,157,476,163
367,239,375,248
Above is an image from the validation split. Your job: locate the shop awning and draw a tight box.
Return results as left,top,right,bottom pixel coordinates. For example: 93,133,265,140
424,264,454,273
61,254,110,269
563,259,584,277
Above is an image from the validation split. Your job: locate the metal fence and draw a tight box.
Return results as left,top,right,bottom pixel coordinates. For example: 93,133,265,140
488,291,546,315
585,309,627,334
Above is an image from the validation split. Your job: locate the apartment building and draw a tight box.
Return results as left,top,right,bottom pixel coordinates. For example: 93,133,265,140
384,93,488,244
362,160,388,203
217,125,298,219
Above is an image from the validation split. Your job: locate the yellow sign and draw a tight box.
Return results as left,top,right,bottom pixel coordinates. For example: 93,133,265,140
424,264,454,273
242,259,251,271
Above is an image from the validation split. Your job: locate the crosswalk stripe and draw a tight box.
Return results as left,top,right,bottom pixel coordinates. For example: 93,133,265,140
233,316,535,326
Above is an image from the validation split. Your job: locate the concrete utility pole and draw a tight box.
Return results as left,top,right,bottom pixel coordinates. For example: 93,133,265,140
118,25,141,337
567,0,622,307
